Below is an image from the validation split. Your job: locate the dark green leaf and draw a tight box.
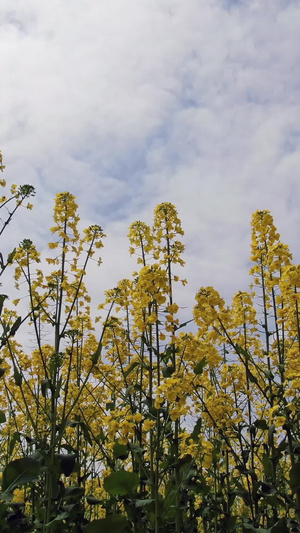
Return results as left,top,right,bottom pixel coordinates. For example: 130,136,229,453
86,495,103,505
235,344,251,360
63,486,85,500
104,469,139,496
246,368,258,385
254,419,269,431
84,515,128,532
57,454,76,477
8,432,21,456
10,316,22,336
41,378,51,398
2,457,40,493
260,482,276,495
190,481,210,496
270,518,289,533
186,419,202,444
220,516,237,531
0,411,6,423
232,484,251,505
128,443,144,456
243,524,270,532
194,356,207,375
0,368,6,378
124,361,139,378
262,454,273,478
174,319,193,331
290,462,300,492
45,512,69,528
268,424,276,447
134,499,155,507
162,364,175,377
0,295,8,316
113,441,129,461
80,422,93,446
13,366,22,386
91,340,102,365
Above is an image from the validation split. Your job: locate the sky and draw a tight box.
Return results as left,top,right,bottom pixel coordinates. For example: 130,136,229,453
2,0,300,324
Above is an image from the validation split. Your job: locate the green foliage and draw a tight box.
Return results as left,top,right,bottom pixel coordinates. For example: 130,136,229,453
103,469,139,496
2,458,41,494
84,515,129,532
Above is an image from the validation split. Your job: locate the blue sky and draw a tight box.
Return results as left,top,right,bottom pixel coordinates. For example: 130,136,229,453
2,0,300,318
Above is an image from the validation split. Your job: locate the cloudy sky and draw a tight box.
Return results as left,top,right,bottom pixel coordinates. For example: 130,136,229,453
2,0,300,320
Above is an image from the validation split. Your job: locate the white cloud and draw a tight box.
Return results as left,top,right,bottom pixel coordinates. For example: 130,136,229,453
1,0,300,320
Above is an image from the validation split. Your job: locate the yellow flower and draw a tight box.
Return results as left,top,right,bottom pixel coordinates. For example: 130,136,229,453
274,416,286,428
143,419,156,431
167,303,179,314
133,413,143,423
48,242,59,249
13,489,25,502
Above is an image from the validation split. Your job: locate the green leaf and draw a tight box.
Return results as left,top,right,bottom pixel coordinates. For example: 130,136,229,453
235,344,251,360
2,457,40,493
186,419,202,444
174,319,193,331
80,422,93,446
128,443,144,456
243,518,289,533
262,454,273,478
91,340,103,365
86,495,103,505
41,378,51,398
220,516,238,531
190,481,210,496
0,368,6,378
260,482,276,495
63,486,85,500
134,499,155,507
246,368,258,385
231,488,251,505
162,364,175,377
289,462,300,492
10,316,22,336
243,524,270,532
124,361,139,378
194,356,207,375
0,295,8,316
57,454,76,477
0,411,6,423
84,515,128,532
254,419,269,431
270,518,289,533
113,441,129,461
13,365,22,386
45,512,69,529
104,469,139,496
8,432,21,456
7,249,16,265
268,424,276,447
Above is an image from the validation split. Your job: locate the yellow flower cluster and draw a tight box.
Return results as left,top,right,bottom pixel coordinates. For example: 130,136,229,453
153,202,185,267
194,286,231,342
128,221,154,263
